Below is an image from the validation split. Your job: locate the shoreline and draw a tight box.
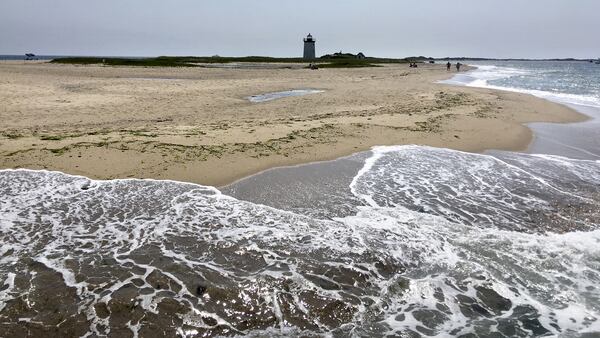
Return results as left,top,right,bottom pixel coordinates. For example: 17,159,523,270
0,61,588,187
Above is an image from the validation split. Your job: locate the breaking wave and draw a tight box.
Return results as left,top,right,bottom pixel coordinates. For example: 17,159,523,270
442,64,600,109
1,146,599,337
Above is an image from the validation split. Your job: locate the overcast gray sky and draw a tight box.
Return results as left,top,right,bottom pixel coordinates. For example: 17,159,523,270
1,0,598,58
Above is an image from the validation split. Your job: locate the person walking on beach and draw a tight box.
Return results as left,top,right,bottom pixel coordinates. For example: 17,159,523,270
456,62,462,72
446,62,451,71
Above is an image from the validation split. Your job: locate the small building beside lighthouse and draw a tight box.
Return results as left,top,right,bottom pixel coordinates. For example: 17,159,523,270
303,33,316,60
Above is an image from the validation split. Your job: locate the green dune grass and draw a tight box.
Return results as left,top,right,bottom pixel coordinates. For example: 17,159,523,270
51,55,422,68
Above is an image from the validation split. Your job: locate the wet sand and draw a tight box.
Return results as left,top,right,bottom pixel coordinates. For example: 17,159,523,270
526,104,600,160
223,97,600,220
222,152,369,219
0,61,587,186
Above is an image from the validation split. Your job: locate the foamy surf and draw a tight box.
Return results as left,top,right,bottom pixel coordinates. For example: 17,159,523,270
443,60,600,161
441,63,600,109
1,146,599,337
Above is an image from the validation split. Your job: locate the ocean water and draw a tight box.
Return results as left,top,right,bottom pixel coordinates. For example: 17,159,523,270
1,62,600,337
443,61,600,108
2,147,600,337
0,55,60,61
443,60,600,160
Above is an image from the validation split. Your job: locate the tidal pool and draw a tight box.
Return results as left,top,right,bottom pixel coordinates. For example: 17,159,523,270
247,89,324,103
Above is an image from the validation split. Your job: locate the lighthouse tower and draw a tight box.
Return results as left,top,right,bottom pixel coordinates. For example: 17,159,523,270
303,33,316,60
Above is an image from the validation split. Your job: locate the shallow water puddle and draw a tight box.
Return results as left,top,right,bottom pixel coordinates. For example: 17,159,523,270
247,89,323,103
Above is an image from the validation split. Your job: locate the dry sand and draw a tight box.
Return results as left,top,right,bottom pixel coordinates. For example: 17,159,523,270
0,61,587,186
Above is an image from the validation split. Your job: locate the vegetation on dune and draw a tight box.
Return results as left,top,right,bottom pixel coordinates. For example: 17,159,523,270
51,57,200,67
51,55,423,68
50,56,315,67
321,53,427,64
313,60,380,68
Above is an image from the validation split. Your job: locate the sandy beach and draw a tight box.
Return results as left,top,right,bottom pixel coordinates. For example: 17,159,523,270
4,2,600,335
0,61,587,186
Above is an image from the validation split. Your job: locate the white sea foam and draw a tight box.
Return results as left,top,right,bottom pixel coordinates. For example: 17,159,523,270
1,146,599,336
441,64,600,108
348,146,600,335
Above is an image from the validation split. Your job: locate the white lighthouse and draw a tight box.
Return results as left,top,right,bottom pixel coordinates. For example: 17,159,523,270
303,33,316,60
